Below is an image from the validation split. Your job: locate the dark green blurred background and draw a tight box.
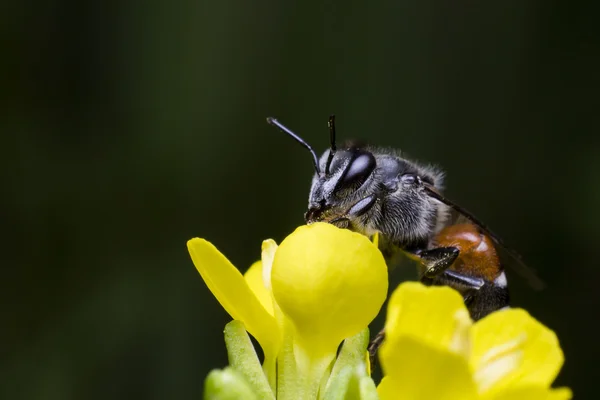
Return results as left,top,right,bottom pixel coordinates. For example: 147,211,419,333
2,1,598,398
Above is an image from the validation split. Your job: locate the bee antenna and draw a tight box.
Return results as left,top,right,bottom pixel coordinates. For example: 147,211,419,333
266,117,321,175
325,114,336,175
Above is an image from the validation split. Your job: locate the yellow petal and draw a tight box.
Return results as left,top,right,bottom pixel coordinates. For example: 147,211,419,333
485,386,572,400
187,238,280,357
372,232,379,247
378,336,478,400
271,223,388,353
382,282,472,360
471,308,564,395
260,239,277,291
243,261,274,316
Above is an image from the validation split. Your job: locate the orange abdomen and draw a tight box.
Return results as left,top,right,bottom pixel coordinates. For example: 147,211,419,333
433,223,501,282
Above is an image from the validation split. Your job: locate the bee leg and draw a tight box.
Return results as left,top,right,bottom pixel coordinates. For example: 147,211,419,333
423,269,485,292
421,269,484,306
368,328,385,369
424,270,510,321
416,246,460,278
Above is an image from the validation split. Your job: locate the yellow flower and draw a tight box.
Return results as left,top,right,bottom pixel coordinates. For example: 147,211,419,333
188,222,388,399
378,282,572,400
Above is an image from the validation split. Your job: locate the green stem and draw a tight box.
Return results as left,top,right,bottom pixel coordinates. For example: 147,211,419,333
262,352,277,393
277,322,298,400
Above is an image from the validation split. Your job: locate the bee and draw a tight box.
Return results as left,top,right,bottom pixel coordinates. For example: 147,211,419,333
266,116,543,320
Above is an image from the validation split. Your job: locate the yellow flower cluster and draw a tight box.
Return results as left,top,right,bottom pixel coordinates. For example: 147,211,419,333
188,223,571,400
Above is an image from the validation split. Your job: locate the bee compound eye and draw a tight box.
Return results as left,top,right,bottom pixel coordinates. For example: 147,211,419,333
334,151,376,193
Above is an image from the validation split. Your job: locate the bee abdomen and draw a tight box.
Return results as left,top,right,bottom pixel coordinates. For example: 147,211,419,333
434,223,502,282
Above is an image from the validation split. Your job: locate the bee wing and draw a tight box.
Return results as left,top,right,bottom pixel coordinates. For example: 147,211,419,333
444,206,471,226
424,185,546,290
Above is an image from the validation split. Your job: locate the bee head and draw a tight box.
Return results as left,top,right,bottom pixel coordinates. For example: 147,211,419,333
305,147,378,225
267,116,380,231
